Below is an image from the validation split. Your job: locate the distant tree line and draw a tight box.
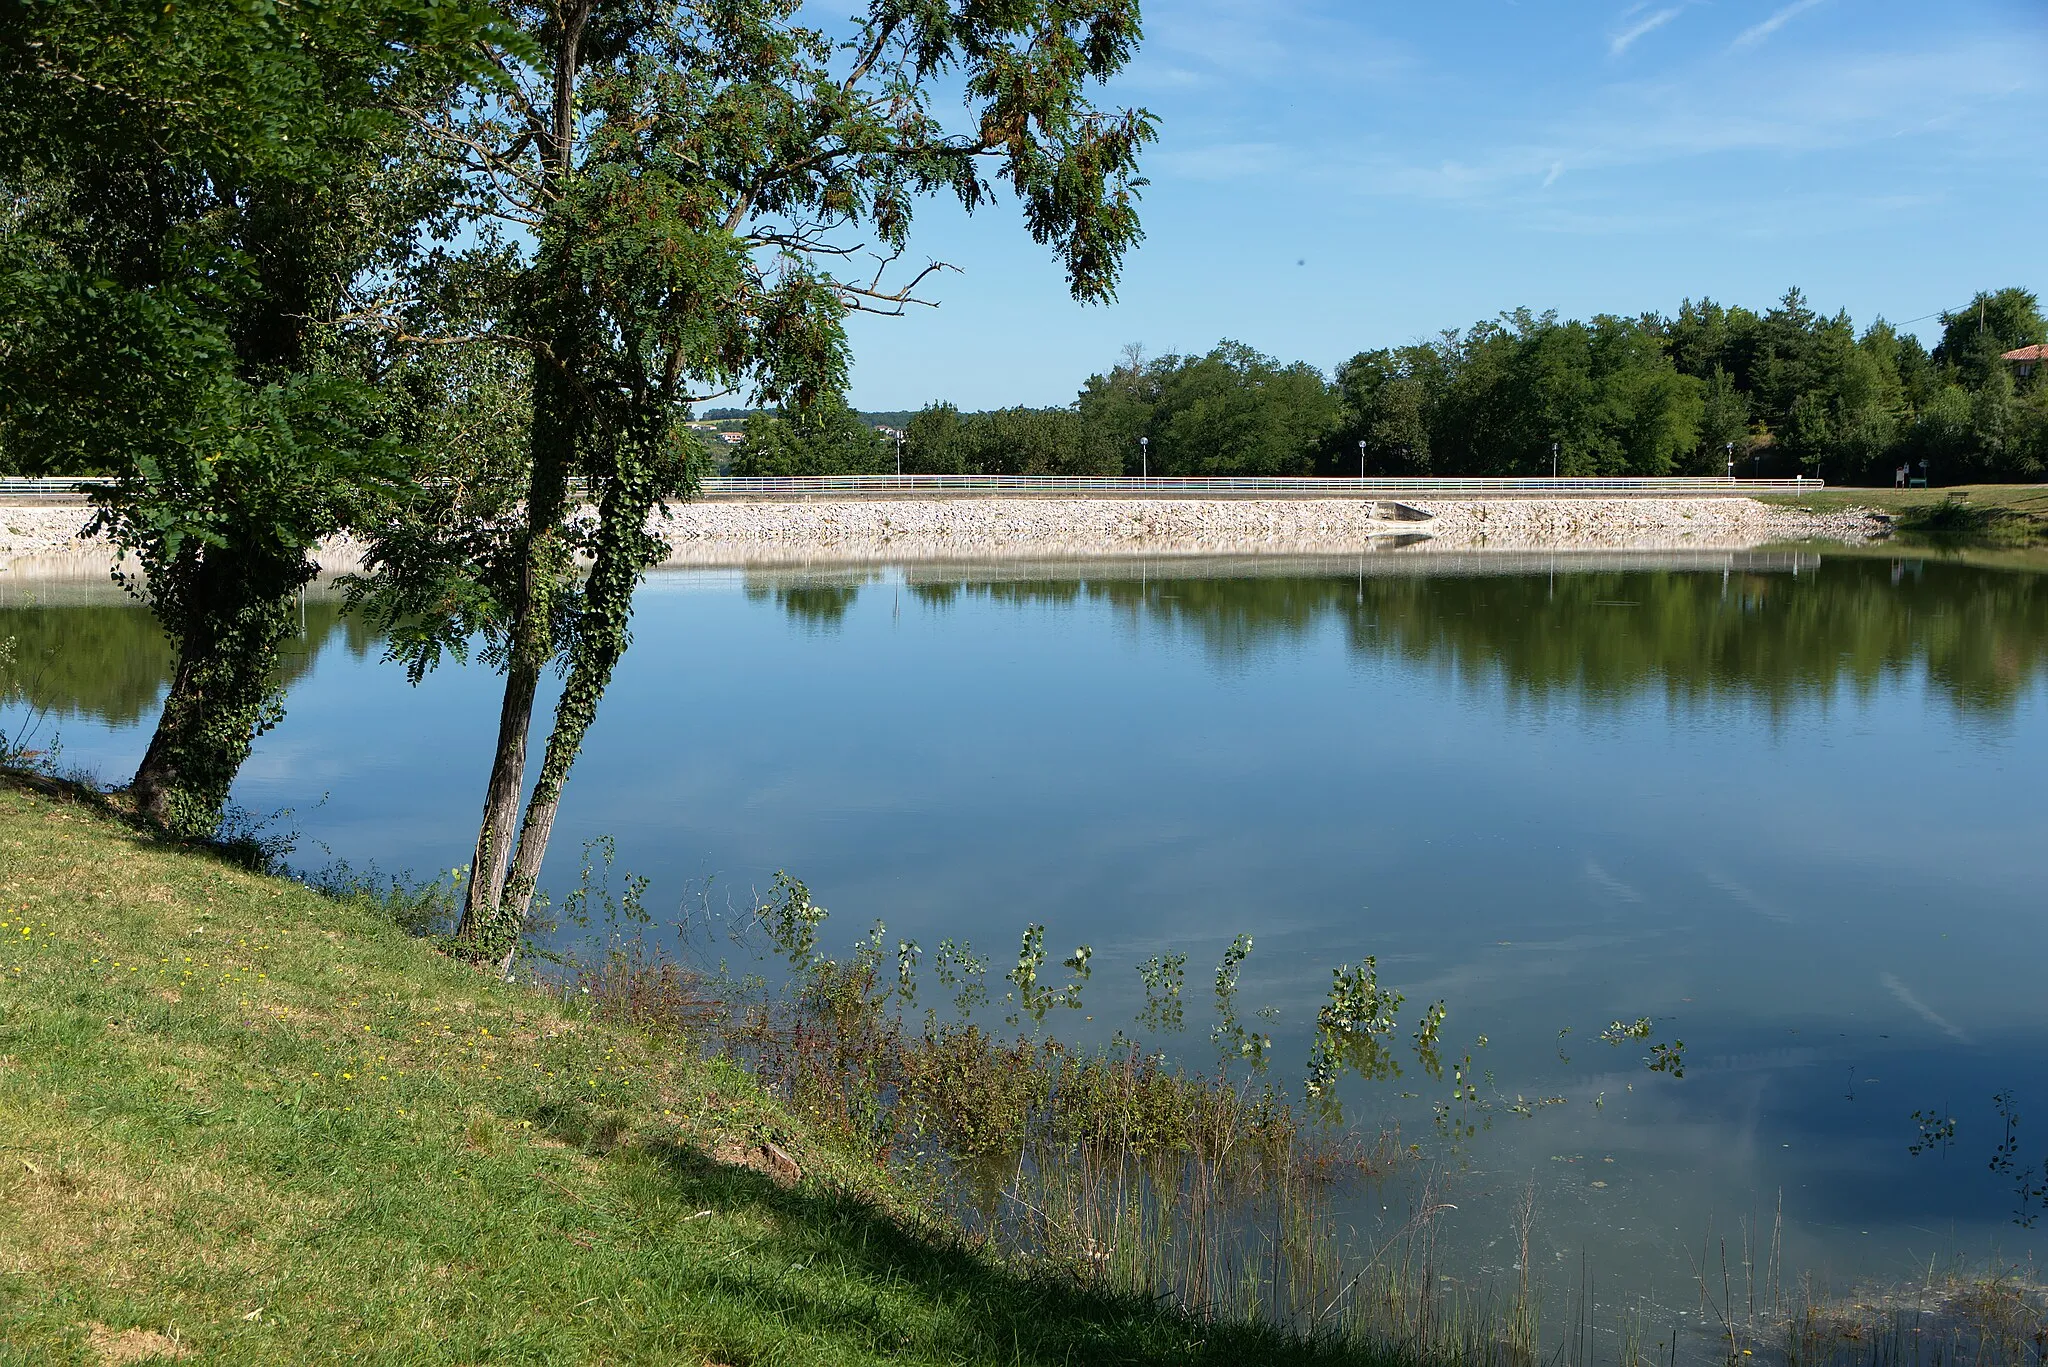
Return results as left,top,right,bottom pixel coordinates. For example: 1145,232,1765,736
736,287,2044,485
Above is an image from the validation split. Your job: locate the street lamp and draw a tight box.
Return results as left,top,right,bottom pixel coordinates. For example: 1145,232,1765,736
1139,435,1148,480
1551,441,1558,479
1725,441,1734,480
895,434,904,477
1358,439,1366,481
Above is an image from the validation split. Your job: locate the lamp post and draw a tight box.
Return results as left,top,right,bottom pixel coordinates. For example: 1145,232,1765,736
894,434,903,477
1139,435,1148,480
1725,441,1734,480
1551,441,1558,479
1358,439,1366,481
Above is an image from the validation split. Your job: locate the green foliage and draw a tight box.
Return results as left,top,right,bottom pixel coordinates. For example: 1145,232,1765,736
1078,341,1342,475
1936,287,2048,388
1005,923,1093,1026
1135,952,1186,1033
895,284,2046,488
731,393,893,476
1337,310,1704,478
903,402,1119,475
349,0,1156,958
1305,958,1405,1099
0,0,503,837
755,870,830,973
1209,933,1270,1071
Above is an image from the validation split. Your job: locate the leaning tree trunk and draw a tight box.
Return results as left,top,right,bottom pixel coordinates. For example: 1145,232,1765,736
131,543,314,841
484,427,667,970
453,343,580,949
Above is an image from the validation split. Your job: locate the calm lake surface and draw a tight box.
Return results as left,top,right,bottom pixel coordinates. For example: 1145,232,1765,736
6,544,2047,1322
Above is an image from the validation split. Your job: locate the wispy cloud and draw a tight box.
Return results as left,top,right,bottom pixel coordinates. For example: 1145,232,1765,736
1611,5,1685,57
1879,972,1970,1044
1155,141,1293,182
1349,35,2041,209
1733,0,1828,49
1704,870,1793,924
1583,858,1643,903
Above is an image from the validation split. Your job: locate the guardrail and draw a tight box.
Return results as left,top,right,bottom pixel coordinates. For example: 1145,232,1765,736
2,473,1829,500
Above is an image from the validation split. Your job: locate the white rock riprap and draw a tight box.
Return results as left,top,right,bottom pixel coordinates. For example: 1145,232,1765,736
2,495,1886,574
0,504,97,560
647,496,1884,565
1404,498,1881,552
0,503,376,577
650,496,1430,566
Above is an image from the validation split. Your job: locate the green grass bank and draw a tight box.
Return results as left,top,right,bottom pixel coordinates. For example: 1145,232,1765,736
0,775,1394,1366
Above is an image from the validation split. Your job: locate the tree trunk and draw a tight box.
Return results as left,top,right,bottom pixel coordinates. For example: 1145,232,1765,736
492,429,665,966
453,339,579,954
454,650,540,938
131,543,311,841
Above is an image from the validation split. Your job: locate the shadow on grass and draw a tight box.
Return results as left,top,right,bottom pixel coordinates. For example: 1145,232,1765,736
642,1139,1399,1367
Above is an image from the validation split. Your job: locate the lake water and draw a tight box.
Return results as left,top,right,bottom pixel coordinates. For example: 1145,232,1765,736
6,544,2047,1338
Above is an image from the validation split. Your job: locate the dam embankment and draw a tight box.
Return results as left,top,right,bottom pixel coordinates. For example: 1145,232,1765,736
1,495,1886,576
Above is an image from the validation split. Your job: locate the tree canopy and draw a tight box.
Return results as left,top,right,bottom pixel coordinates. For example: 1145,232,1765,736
899,285,2046,486
0,0,501,837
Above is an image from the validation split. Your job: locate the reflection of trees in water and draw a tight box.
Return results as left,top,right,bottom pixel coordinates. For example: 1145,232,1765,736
743,572,881,629
902,560,2048,716
1,596,375,726
20,561,2042,726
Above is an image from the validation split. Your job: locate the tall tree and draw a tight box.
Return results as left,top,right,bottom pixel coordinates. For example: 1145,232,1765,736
1934,287,2047,388
357,0,1155,964
0,0,499,838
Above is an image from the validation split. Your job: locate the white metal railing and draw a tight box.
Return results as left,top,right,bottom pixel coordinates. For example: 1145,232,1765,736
0,477,109,496
697,474,1826,497
2,473,1829,499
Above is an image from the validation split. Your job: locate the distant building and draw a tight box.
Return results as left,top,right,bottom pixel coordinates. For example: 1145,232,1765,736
718,430,744,444
2003,345,2047,380
874,426,906,442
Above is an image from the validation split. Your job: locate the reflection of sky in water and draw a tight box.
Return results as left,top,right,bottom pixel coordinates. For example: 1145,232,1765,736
11,551,2048,1314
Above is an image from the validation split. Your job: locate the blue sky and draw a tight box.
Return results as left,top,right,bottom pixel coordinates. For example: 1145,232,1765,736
836,0,2048,412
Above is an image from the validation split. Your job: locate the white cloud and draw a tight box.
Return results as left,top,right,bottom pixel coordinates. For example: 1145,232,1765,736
1583,858,1643,903
1156,141,1293,182
1733,0,1829,50
1611,5,1686,57
1879,972,1969,1044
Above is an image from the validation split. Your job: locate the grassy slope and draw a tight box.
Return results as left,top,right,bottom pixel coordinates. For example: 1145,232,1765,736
0,777,1388,1366
1757,482,2048,520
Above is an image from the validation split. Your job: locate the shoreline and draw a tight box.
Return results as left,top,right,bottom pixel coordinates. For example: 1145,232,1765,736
1,495,1886,577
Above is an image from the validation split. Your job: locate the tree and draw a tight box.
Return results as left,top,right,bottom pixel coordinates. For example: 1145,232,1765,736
1695,368,1751,473
357,0,1155,964
731,393,892,476
0,0,497,838
903,403,970,474
1935,287,2047,388
1075,341,1338,477
1334,347,1436,475
901,403,1115,475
